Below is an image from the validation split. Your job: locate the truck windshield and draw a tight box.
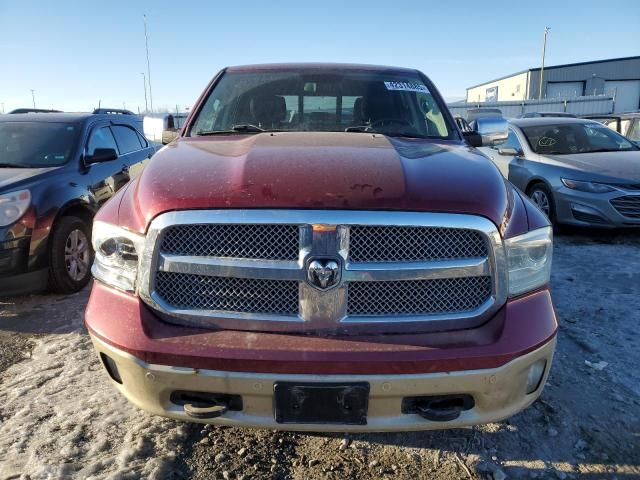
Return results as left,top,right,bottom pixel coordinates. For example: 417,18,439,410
521,122,638,155
189,70,452,139
0,122,79,167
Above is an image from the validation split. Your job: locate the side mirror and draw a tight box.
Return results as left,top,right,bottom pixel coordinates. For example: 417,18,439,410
473,117,508,147
86,148,118,163
497,147,523,157
162,128,180,145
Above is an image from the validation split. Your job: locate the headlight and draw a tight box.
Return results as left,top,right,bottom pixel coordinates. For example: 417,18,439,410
505,226,553,297
91,221,145,292
0,189,31,227
561,178,615,193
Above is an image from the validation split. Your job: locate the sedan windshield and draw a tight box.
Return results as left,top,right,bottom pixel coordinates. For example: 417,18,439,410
0,122,79,167
188,70,451,139
521,122,637,155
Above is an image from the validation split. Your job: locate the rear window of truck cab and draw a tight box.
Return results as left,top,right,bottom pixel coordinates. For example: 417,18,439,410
188,70,452,140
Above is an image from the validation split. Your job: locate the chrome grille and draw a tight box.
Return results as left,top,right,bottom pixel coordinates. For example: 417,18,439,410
347,277,492,315
160,224,299,259
141,210,505,334
611,196,640,219
155,271,299,314
349,226,487,262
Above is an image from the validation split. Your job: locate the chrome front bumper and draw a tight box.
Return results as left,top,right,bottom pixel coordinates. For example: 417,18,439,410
90,334,556,432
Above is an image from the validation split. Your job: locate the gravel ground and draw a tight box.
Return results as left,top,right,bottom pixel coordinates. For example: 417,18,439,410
0,229,639,479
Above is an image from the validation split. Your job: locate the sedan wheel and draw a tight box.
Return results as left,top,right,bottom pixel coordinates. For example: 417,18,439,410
528,183,556,224
531,190,550,216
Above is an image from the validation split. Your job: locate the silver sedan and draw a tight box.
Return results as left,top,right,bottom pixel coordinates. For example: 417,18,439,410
480,117,640,227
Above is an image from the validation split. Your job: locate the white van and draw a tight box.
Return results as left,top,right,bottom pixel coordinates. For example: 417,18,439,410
143,113,188,144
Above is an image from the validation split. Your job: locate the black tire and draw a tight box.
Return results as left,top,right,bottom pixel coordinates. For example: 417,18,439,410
48,216,93,293
527,183,556,224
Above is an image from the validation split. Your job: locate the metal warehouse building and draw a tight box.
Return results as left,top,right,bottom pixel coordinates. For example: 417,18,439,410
466,56,640,113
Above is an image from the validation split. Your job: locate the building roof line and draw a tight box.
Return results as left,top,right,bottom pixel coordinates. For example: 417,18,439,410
466,69,531,91
466,55,640,92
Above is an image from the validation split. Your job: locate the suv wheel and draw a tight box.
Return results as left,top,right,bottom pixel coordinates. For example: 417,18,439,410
528,183,556,224
48,216,93,293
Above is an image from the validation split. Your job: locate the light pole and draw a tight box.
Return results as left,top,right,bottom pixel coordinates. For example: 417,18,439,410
141,72,148,113
30,89,36,108
538,27,550,100
143,14,153,112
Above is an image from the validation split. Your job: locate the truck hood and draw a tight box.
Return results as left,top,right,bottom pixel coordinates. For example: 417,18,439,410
130,132,511,229
543,150,640,181
0,166,60,192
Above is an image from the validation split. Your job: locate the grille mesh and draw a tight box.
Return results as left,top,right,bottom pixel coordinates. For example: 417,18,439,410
160,224,299,260
348,226,487,262
347,276,492,316
155,271,299,314
611,196,640,219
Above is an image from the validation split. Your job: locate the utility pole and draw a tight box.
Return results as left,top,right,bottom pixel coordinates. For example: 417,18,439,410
141,72,148,113
538,27,550,100
143,14,154,112
30,89,36,108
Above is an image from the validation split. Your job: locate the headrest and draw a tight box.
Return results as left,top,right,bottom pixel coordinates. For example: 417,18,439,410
250,95,286,127
362,94,399,121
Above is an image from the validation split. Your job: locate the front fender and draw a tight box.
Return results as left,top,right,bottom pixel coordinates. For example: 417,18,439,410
28,181,96,271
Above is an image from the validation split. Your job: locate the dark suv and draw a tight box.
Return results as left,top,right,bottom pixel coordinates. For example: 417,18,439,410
0,111,155,295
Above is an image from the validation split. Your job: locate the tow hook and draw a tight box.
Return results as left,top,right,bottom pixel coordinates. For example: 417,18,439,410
415,402,463,422
184,402,228,419
402,394,475,422
170,390,243,420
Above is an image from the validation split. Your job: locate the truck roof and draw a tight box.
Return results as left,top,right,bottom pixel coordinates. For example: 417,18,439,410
225,62,420,75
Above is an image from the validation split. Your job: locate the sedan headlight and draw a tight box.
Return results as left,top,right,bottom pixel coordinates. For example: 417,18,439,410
561,178,615,193
505,226,553,297
0,189,31,227
92,221,145,292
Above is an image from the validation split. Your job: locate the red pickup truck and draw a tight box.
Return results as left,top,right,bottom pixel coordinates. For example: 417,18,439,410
85,64,557,431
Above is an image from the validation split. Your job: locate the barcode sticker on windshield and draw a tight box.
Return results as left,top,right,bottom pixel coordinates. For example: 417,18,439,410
384,81,428,93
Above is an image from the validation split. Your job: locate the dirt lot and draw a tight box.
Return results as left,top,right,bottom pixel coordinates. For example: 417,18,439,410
0,229,639,480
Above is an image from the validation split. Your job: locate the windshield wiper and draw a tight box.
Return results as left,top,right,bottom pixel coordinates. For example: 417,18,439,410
0,162,29,168
385,133,433,140
196,124,279,136
345,125,376,133
345,126,431,140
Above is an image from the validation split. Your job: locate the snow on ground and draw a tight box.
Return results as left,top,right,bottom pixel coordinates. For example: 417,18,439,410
0,307,189,480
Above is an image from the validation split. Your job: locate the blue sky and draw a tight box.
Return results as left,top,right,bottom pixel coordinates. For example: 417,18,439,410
1,0,638,113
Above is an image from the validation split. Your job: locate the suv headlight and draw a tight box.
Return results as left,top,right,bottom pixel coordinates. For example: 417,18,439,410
92,221,145,292
0,189,31,227
561,178,615,193
505,226,553,297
